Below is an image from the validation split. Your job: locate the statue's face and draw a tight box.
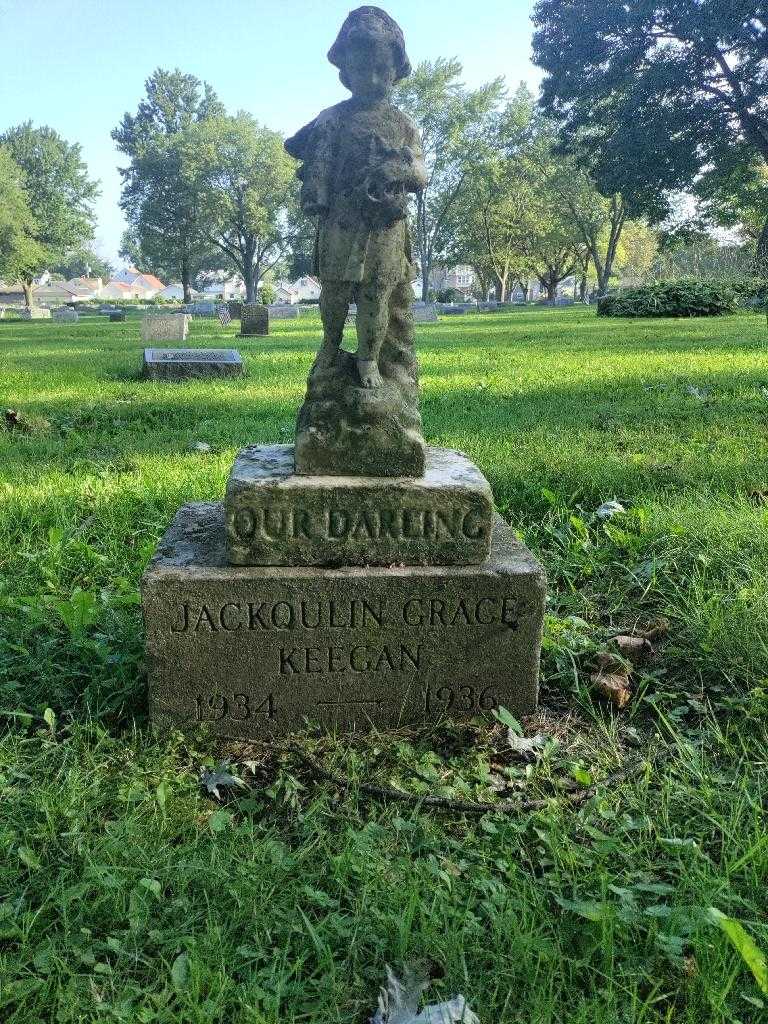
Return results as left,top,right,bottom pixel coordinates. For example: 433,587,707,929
344,42,397,100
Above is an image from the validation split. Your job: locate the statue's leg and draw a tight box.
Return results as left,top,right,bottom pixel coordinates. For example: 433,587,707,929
318,280,353,366
356,282,394,388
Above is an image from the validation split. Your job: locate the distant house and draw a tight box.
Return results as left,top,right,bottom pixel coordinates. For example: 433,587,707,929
102,280,142,300
274,281,297,304
273,275,321,304
201,276,245,301
33,282,82,304
110,267,165,298
157,283,185,301
0,280,26,304
64,277,103,300
429,264,477,300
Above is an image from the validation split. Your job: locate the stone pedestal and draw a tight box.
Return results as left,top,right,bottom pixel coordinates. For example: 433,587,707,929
142,502,545,739
225,444,493,567
142,348,244,381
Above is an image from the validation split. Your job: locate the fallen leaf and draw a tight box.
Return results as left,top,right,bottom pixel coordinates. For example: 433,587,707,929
613,634,653,664
507,731,546,760
370,965,479,1024
591,670,632,708
596,500,625,519
200,763,246,800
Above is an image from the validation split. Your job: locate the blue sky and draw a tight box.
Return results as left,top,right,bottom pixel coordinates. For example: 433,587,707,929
1,0,540,268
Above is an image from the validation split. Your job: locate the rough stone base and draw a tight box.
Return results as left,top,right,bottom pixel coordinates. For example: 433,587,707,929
142,503,544,739
225,444,494,567
142,348,244,381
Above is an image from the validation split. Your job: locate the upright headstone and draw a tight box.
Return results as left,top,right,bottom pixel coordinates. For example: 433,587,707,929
268,304,300,319
240,303,269,336
411,302,438,322
227,300,243,319
53,307,79,323
142,8,545,739
109,310,126,322
141,313,190,343
20,307,52,320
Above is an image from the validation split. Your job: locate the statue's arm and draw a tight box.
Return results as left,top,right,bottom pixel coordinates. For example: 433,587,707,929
285,112,337,216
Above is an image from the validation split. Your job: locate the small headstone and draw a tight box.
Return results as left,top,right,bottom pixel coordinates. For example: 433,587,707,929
141,313,190,343
53,307,79,323
267,304,300,319
142,347,244,381
184,301,217,318
227,300,243,319
20,307,52,320
109,311,126,322
411,302,438,322
240,304,269,336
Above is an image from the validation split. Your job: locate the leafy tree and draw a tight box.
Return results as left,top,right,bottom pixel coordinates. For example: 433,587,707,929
113,69,225,301
0,147,43,289
181,113,298,302
0,123,98,307
532,1,768,253
50,247,113,281
396,58,504,301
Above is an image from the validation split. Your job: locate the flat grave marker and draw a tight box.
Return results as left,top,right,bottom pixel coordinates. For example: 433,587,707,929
142,348,244,381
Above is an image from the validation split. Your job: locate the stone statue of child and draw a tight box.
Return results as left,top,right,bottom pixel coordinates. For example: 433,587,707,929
285,6,427,390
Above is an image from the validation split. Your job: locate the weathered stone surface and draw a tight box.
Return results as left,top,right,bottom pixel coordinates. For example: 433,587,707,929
142,348,244,381
295,286,427,477
225,444,493,567
411,302,438,322
142,502,544,738
285,8,428,477
141,313,190,343
240,304,269,336
53,307,79,322
227,300,243,319
109,311,126,322
267,304,300,319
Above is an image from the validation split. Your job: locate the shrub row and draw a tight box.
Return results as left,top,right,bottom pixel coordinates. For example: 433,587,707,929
597,280,739,318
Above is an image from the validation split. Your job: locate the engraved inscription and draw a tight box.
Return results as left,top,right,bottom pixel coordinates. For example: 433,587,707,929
277,643,423,674
231,505,488,543
424,683,497,713
195,691,275,721
169,595,525,634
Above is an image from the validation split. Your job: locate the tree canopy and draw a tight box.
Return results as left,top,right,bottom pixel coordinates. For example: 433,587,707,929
0,123,98,304
396,58,504,300
0,147,43,288
532,1,768,234
181,113,298,302
113,69,225,300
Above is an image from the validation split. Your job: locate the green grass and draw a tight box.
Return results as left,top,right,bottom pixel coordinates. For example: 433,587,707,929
1,308,767,1023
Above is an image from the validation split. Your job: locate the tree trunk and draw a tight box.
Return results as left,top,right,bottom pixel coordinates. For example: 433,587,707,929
545,278,556,302
521,280,530,302
243,240,256,303
181,259,192,304
579,275,588,303
22,279,33,310
756,211,768,276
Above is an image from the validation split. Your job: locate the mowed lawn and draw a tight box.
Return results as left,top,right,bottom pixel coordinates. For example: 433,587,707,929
0,307,767,1023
